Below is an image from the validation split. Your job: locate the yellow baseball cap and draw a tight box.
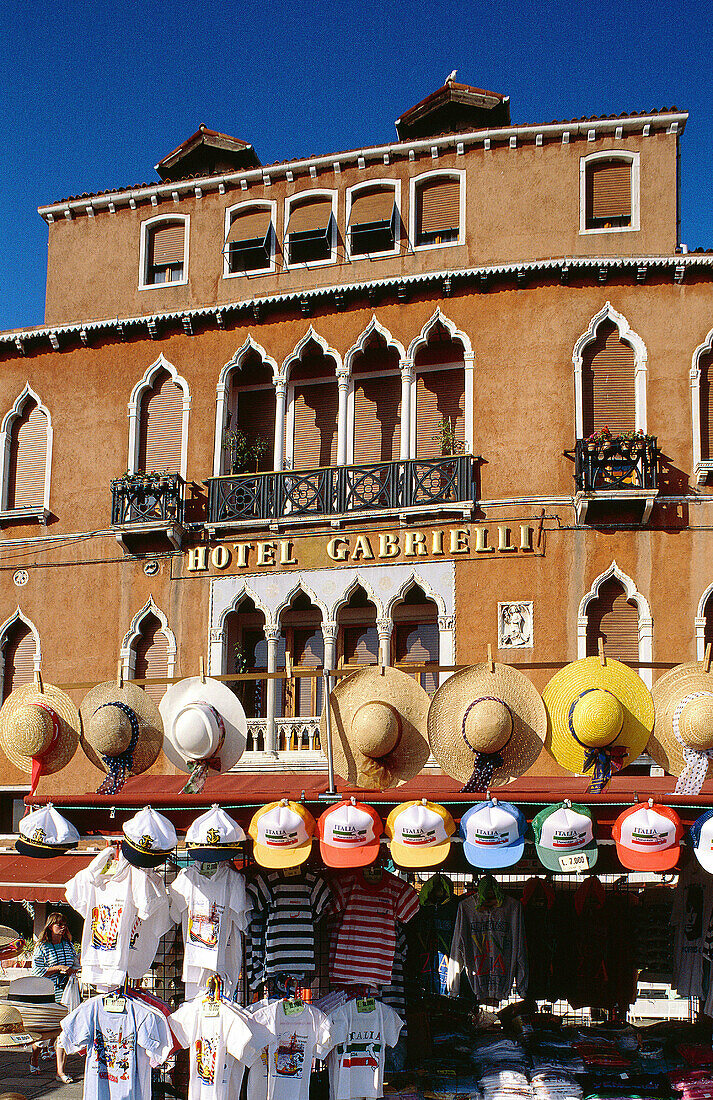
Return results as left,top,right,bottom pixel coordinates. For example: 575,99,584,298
385,799,455,868
248,799,316,868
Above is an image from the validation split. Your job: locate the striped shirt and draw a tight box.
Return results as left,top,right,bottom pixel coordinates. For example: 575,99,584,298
330,872,419,988
248,870,332,983
32,939,78,1001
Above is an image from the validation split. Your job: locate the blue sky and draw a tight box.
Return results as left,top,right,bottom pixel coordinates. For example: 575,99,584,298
1,0,712,332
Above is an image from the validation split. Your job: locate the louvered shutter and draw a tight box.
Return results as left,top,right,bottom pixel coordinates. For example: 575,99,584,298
294,629,324,717
8,402,47,509
417,179,460,237
150,224,184,265
288,199,332,235
227,208,272,245
589,162,631,221
235,388,275,472
292,383,338,469
701,355,713,461
353,375,401,463
582,328,636,435
586,582,639,662
394,622,439,693
3,625,36,700
133,618,169,703
349,189,394,227
416,369,465,458
344,625,379,665
138,372,183,474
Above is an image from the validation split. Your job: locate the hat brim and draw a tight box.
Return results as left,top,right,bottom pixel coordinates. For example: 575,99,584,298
535,838,598,873
428,663,547,787
15,837,75,859
543,657,654,775
120,838,171,869
186,844,243,863
614,841,680,872
463,836,525,870
649,664,713,778
0,1029,42,1047
252,838,312,869
0,683,80,777
319,836,380,869
160,677,247,775
389,837,452,869
80,681,163,778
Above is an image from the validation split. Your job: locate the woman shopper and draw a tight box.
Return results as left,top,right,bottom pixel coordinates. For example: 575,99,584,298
30,911,79,1083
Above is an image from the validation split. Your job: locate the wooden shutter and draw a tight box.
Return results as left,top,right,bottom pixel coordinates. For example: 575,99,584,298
586,581,639,662
292,383,338,469
8,401,47,509
416,369,465,458
227,208,271,244
133,616,169,703
343,625,379,665
349,189,394,227
353,375,402,463
589,161,631,221
150,224,184,265
138,371,183,474
394,621,439,693
288,198,332,234
235,388,275,471
3,624,36,700
701,354,713,461
704,595,713,654
293,628,323,717
418,179,460,236
582,326,635,435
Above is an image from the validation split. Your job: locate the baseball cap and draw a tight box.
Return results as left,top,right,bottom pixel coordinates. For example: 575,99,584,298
612,801,683,872
317,798,382,868
532,801,598,872
459,800,527,869
249,799,315,868
385,800,455,868
122,806,177,868
690,808,713,874
186,804,245,862
16,804,79,858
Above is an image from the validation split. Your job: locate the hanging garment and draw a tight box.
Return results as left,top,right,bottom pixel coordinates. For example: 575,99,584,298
171,992,272,1100
521,877,561,1003
411,874,459,996
246,999,335,1100
330,871,420,988
447,893,528,1002
247,869,332,985
328,998,403,1100
671,861,713,998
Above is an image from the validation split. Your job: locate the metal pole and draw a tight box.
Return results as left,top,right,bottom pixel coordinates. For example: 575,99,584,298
322,668,337,795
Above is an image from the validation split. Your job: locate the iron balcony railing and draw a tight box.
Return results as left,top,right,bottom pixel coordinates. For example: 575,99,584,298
207,454,474,524
573,437,658,493
111,472,185,527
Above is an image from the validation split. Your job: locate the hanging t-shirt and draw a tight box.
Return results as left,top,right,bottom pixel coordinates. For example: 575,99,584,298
170,864,251,998
328,999,403,1100
330,871,420,988
61,994,172,1100
671,862,713,998
447,894,528,1003
66,847,172,990
247,999,335,1100
170,994,270,1100
248,870,332,984
411,875,458,997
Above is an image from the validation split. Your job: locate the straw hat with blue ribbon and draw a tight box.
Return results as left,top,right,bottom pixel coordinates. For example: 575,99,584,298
80,670,163,795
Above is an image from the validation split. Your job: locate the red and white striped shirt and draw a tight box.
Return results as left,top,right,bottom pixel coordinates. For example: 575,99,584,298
330,871,419,987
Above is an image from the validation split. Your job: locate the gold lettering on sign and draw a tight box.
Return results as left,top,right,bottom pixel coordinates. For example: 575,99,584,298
520,525,533,551
474,526,494,553
405,531,428,556
327,537,349,561
280,540,297,565
211,545,231,569
379,533,399,558
498,526,516,552
450,528,469,554
352,535,375,561
234,543,253,567
187,546,207,572
257,542,277,566
432,530,444,555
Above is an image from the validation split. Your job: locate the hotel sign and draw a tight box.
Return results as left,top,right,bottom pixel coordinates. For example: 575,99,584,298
185,522,542,574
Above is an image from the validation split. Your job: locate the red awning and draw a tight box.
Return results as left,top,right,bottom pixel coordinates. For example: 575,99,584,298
0,852,95,902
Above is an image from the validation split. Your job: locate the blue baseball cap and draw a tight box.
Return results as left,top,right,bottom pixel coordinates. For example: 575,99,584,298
690,808,713,874
460,800,527,868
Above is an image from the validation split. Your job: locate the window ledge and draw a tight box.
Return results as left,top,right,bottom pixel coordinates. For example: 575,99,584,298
579,224,639,236
113,520,184,552
412,238,463,253
574,488,657,526
694,461,713,487
138,278,189,291
0,507,49,525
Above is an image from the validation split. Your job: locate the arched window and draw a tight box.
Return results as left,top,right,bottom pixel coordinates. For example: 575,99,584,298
140,217,189,287
285,192,336,266
699,350,713,462
411,172,463,248
414,321,465,459
392,584,439,694
338,586,378,668
223,597,267,746
224,350,276,474
288,340,338,469
130,612,169,704
585,578,639,663
138,369,184,475
279,592,324,721
581,320,636,436
224,202,275,276
347,183,399,257
1,391,51,515
352,333,402,465
1,620,37,701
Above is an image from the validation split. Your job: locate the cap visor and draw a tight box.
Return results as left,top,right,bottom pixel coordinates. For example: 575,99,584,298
186,844,243,863
536,840,598,873
463,837,525,870
15,838,72,859
390,838,451,869
319,837,380,869
615,842,680,872
120,839,170,869
252,838,312,869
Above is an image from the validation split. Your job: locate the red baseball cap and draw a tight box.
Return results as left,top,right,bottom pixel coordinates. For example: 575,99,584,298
317,798,382,868
612,802,683,871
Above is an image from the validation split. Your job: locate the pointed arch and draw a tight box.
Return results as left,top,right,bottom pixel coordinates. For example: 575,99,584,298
577,561,653,686
0,608,41,702
214,338,279,476
274,580,329,626
280,327,343,385
695,580,713,660
127,354,191,478
344,316,406,375
572,302,648,438
345,317,405,465
385,571,448,619
407,308,473,458
0,384,53,515
406,307,473,363
330,574,384,622
283,328,342,469
691,325,713,483
120,596,177,694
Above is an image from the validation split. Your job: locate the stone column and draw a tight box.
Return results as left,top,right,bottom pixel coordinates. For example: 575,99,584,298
273,378,287,472
264,624,281,755
437,614,455,689
400,360,414,460
337,371,350,466
321,620,338,673
377,617,393,666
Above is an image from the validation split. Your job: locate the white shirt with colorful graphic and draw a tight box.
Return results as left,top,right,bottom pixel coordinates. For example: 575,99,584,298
169,864,251,999
328,1000,403,1100
170,995,269,1100
247,1000,335,1100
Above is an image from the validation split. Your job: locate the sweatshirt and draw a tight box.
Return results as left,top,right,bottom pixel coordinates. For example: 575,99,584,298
446,894,528,1003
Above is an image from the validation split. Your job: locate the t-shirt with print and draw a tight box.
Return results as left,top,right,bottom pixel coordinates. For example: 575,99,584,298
330,871,419,988
247,999,335,1100
66,847,171,990
170,994,270,1100
671,862,713,998
127,865,174,980
248,870,331,983
328,999,403,1100
170,864,251,997
61,994,172,1100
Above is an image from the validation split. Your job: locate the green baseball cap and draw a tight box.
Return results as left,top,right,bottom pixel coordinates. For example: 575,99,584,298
531,801,598,873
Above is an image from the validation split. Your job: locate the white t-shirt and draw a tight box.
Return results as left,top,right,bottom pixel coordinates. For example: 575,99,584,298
170,994,270,1100
61,994,172,1100
66,848,172,990
328,1000,403,1100
170,864,251,998
247,1000,335,1100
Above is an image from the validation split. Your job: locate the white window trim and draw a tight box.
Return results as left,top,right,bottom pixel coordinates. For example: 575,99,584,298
572,301,648,439
345,179,401,261
0,384,52,520
579,150,640,236
120,595,177,694
577,560,653,688
283,190,338,270
0,608,41,701
138,213,190,290
690,325,713,485
127,354,191,479
281,329,343,468
222,199,277,280
695,582,713,661
409,169,465,253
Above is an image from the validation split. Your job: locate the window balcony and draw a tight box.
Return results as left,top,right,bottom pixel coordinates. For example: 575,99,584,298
206,454,476,529
111,472,185,551
572,436,658,525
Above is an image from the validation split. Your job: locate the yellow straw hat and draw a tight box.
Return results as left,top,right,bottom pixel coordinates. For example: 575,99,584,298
427,662,546,790
649,661,713,794
0,678,79,796
543,655,654,791
320,665,430,789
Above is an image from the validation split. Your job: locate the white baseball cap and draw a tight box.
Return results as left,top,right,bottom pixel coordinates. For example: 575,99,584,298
248,799,315,868
459,800,527,869
385,799,455,868
317,798,382,868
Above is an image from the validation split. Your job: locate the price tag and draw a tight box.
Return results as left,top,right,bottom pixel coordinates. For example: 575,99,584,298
558,852,589,872
10,1033,33,1045
356,998,375,1013
283,866,301,877
283,998,304,1017
203,1002,220,1017
103,995,126,1013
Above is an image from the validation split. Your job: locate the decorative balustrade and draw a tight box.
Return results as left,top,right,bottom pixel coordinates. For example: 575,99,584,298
111,472,185,527
573,437,658,493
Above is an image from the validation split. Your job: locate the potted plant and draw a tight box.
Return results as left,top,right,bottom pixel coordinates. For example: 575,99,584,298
431,417,464,457
223,428,269,474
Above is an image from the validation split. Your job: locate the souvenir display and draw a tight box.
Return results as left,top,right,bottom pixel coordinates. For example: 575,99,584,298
160,675,248,794
0,1003,39,1046
7,974,68,1029
459,799,527,869
649,660,713,794
531,801,598,872
249,800,315,868
0,677,80,796
317,798,382,868
446,876,528,1001
16,802,79,857
384,799,455,868
246,867,331,986
186,805,245,862
247,997,335,1100
689,806,713,873
328,998,404,1100
612,800,683,872
80,679,164,795
329,867,419,987
670,861,713,999
121,806,177,869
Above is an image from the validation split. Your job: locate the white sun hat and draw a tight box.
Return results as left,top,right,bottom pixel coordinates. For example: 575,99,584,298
160,676,248,793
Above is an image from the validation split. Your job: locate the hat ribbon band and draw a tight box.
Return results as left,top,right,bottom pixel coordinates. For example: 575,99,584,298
0,1022,23,1035
181,708,226,796
567,689,626,794
29,704,61,798
673,691,713,796
94,702,140,796
460,697,514,793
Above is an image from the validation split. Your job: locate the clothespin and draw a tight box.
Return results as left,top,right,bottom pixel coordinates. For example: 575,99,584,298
199,655,206,684
116,661,123,689
487,645,494,673
379,664,385,676
648,797,654,809
598,636,606,666
704,643,712,674
285,650,292,678
33,669,44,693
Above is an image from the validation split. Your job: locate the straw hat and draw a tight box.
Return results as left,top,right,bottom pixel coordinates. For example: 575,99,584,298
427,662,546,789
0,1004,40,1047
80,680,163,794
0,679,79,795
543,655,654,791
8,976,67,1031
0,927,25,966
649,661,713,794
320,665,430,790
160,676,247,793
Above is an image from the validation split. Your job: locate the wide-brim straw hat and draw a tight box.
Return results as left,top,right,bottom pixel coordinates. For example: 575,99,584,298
0,680,79,779
0,926,25,965
428,662,547,788
543,655,654,775
320,665,430,790
0,1004,40,1047
80,680,163,779
160,676,247,775
649,661,713,791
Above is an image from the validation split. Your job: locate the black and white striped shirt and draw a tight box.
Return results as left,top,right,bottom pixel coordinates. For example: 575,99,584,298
248,870,331,983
